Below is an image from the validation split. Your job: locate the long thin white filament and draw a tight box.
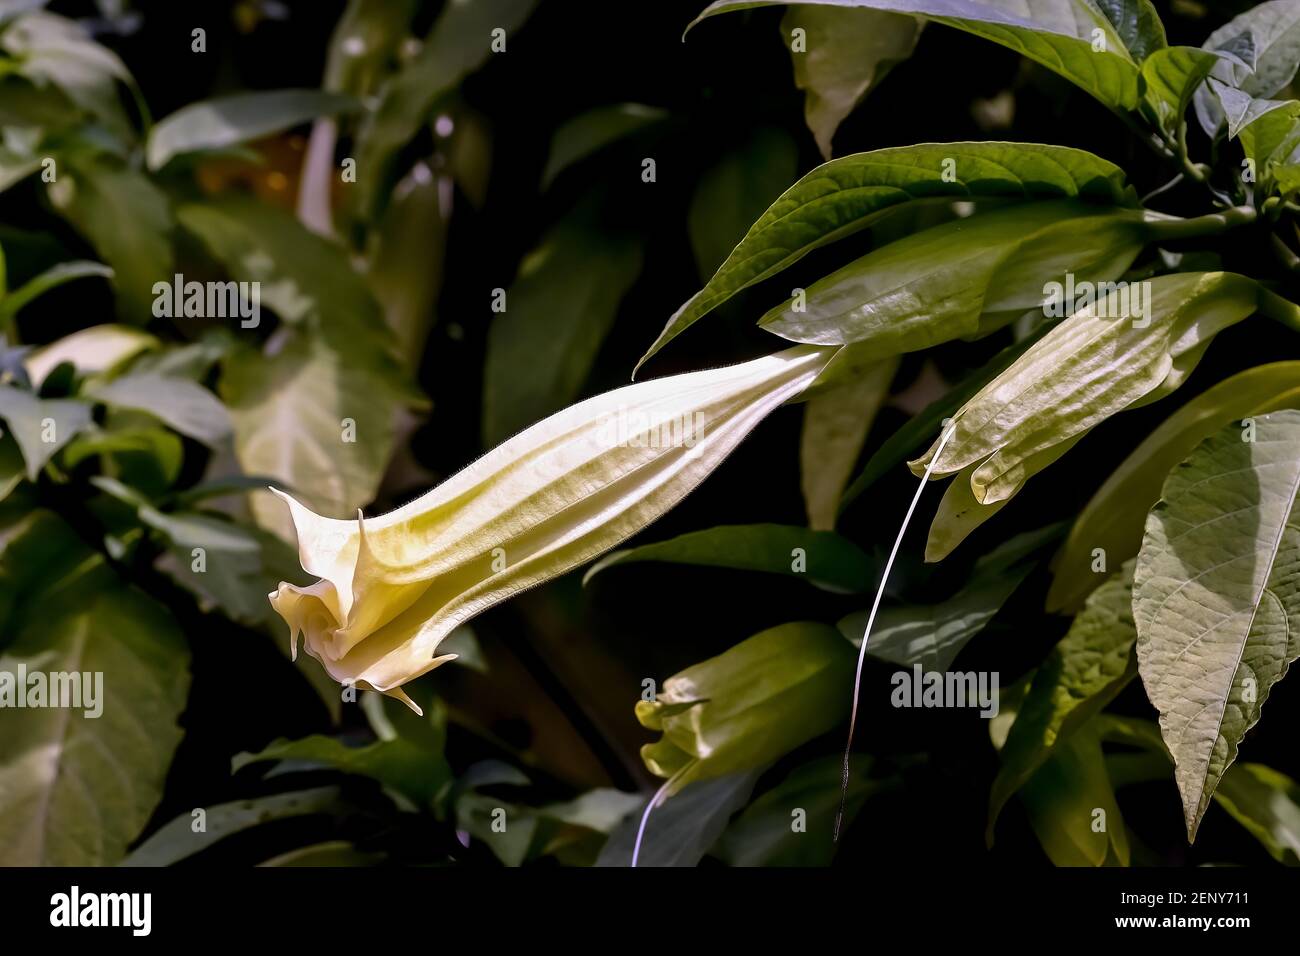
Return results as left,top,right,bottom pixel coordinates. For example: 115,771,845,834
630,776,676,867
834,426,955,842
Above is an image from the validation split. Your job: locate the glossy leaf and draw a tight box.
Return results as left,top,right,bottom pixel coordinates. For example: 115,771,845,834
690,0,1165,111
638,141,1135,370
758,201,1150,349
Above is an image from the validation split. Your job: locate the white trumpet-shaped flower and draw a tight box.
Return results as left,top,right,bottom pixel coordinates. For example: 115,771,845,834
270,345,834,712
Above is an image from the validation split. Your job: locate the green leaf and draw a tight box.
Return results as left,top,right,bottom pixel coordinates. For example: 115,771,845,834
0,385,93,478
351,0,539,219
1018,724,1130,866
2,11,139,139
690,0,1165,111
911,272,1261,507
48,157,173,321
1140,45,1222,134
758,200,1150,348
1134,410,1300,840
637,141,1134,370
595,771,762,867
146,90,359,170
234,733,451,807
62,415,184,497
220,334,403,541
1049,361,1300,612
365,160,449,363
714,755,887,865
483,207,642,445
1212,80,1298,139
23,324,157,386
585,523,874,593
988,567,1137,837
637,622,854,795
781,6,921,159
157,519,304,630
541,103,668,189
322,0,420,96
839,323,1050,510
123,787,342,866
688,127,799,280
839,525,1057,670
0,260,111,330
0,556,190,865
800,357,897,529
1202,0,1300,102
1213,763,1300,865
86,373,232,447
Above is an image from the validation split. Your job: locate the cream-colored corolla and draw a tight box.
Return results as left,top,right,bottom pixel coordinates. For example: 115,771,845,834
270,345,834,712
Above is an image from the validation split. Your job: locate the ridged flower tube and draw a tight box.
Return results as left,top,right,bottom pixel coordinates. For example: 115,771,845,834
270,345,834,712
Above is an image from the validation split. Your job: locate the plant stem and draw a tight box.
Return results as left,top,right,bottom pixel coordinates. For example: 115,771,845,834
1146,204,1257,240
1257,286,1300,332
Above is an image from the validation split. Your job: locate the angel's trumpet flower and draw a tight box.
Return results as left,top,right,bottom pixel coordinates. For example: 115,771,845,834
270,345,834,711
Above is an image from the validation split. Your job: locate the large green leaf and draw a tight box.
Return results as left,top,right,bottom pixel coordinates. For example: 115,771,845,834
988,567,1136,837
782,6,921,159
585,523,874,593
49,158,173,321
758,201,1150,349
688,128,799,280
1135,410,1300,840
146,89,359,170
220,334,401,541
1049,361,1300,612
483,207,642,445
839,525,1056,670
0,524,190,865
911,272,1261,506
86,373,233,448
351,0,539,219
637,142,1134,369
124,787,343,866
799,357,897,529
1018,725,1130,866
690,0,1165,111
